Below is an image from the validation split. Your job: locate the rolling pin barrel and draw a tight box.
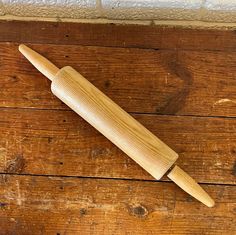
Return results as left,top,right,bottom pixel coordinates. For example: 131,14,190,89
51,66,178,180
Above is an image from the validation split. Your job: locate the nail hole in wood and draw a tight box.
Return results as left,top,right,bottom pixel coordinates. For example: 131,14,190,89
48,137,52,143
0,202,7,207
80,208,87,216
104,80,111,88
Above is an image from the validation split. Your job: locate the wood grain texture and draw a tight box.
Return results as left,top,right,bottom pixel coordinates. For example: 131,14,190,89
0,20,236,51
1,43,236,117
0,175,235,235
0,108,235,185
0,21,236,234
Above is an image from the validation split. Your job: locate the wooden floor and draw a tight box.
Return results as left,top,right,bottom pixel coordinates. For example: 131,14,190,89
0,21,235,234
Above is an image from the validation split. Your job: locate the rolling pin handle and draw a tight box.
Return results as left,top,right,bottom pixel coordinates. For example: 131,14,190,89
19,44,59,81
167,165,215,207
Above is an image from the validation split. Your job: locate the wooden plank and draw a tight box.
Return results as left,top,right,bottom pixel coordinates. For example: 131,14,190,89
1,20,235,235
0,108,235,184
0,174,235,235
0,20,236,51
1,43,236,117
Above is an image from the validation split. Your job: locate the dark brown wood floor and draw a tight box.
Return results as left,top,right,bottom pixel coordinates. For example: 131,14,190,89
0,20,235,235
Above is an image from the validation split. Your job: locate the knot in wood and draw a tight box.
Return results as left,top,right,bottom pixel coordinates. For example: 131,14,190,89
130,204,148,218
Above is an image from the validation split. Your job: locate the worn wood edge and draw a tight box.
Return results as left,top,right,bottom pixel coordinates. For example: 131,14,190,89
2,16,236,29
0,15,151,25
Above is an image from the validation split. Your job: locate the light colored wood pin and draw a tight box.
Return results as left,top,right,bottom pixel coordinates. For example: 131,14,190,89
19,44,215,207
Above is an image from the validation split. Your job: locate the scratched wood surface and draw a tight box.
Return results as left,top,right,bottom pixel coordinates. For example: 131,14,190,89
0,21,235,234
0,108,235,184
0,175,235,235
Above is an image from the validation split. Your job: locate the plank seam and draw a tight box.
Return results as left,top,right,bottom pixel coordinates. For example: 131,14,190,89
0,172,235,186
0,106,235,120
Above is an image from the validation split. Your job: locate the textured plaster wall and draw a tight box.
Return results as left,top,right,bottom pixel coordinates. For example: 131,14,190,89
0,0,236,23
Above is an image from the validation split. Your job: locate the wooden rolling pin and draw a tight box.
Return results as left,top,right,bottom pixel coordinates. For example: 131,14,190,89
19,44,214,207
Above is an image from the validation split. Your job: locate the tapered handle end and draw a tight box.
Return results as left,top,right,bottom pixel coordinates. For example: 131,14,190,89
167,165,215,207
19,44,59,81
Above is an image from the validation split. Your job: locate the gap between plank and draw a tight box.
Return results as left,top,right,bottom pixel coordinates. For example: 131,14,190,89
0,106,236,120
0,172,235,187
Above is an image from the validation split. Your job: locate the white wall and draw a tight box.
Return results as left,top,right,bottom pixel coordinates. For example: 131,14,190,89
0,0,236,23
